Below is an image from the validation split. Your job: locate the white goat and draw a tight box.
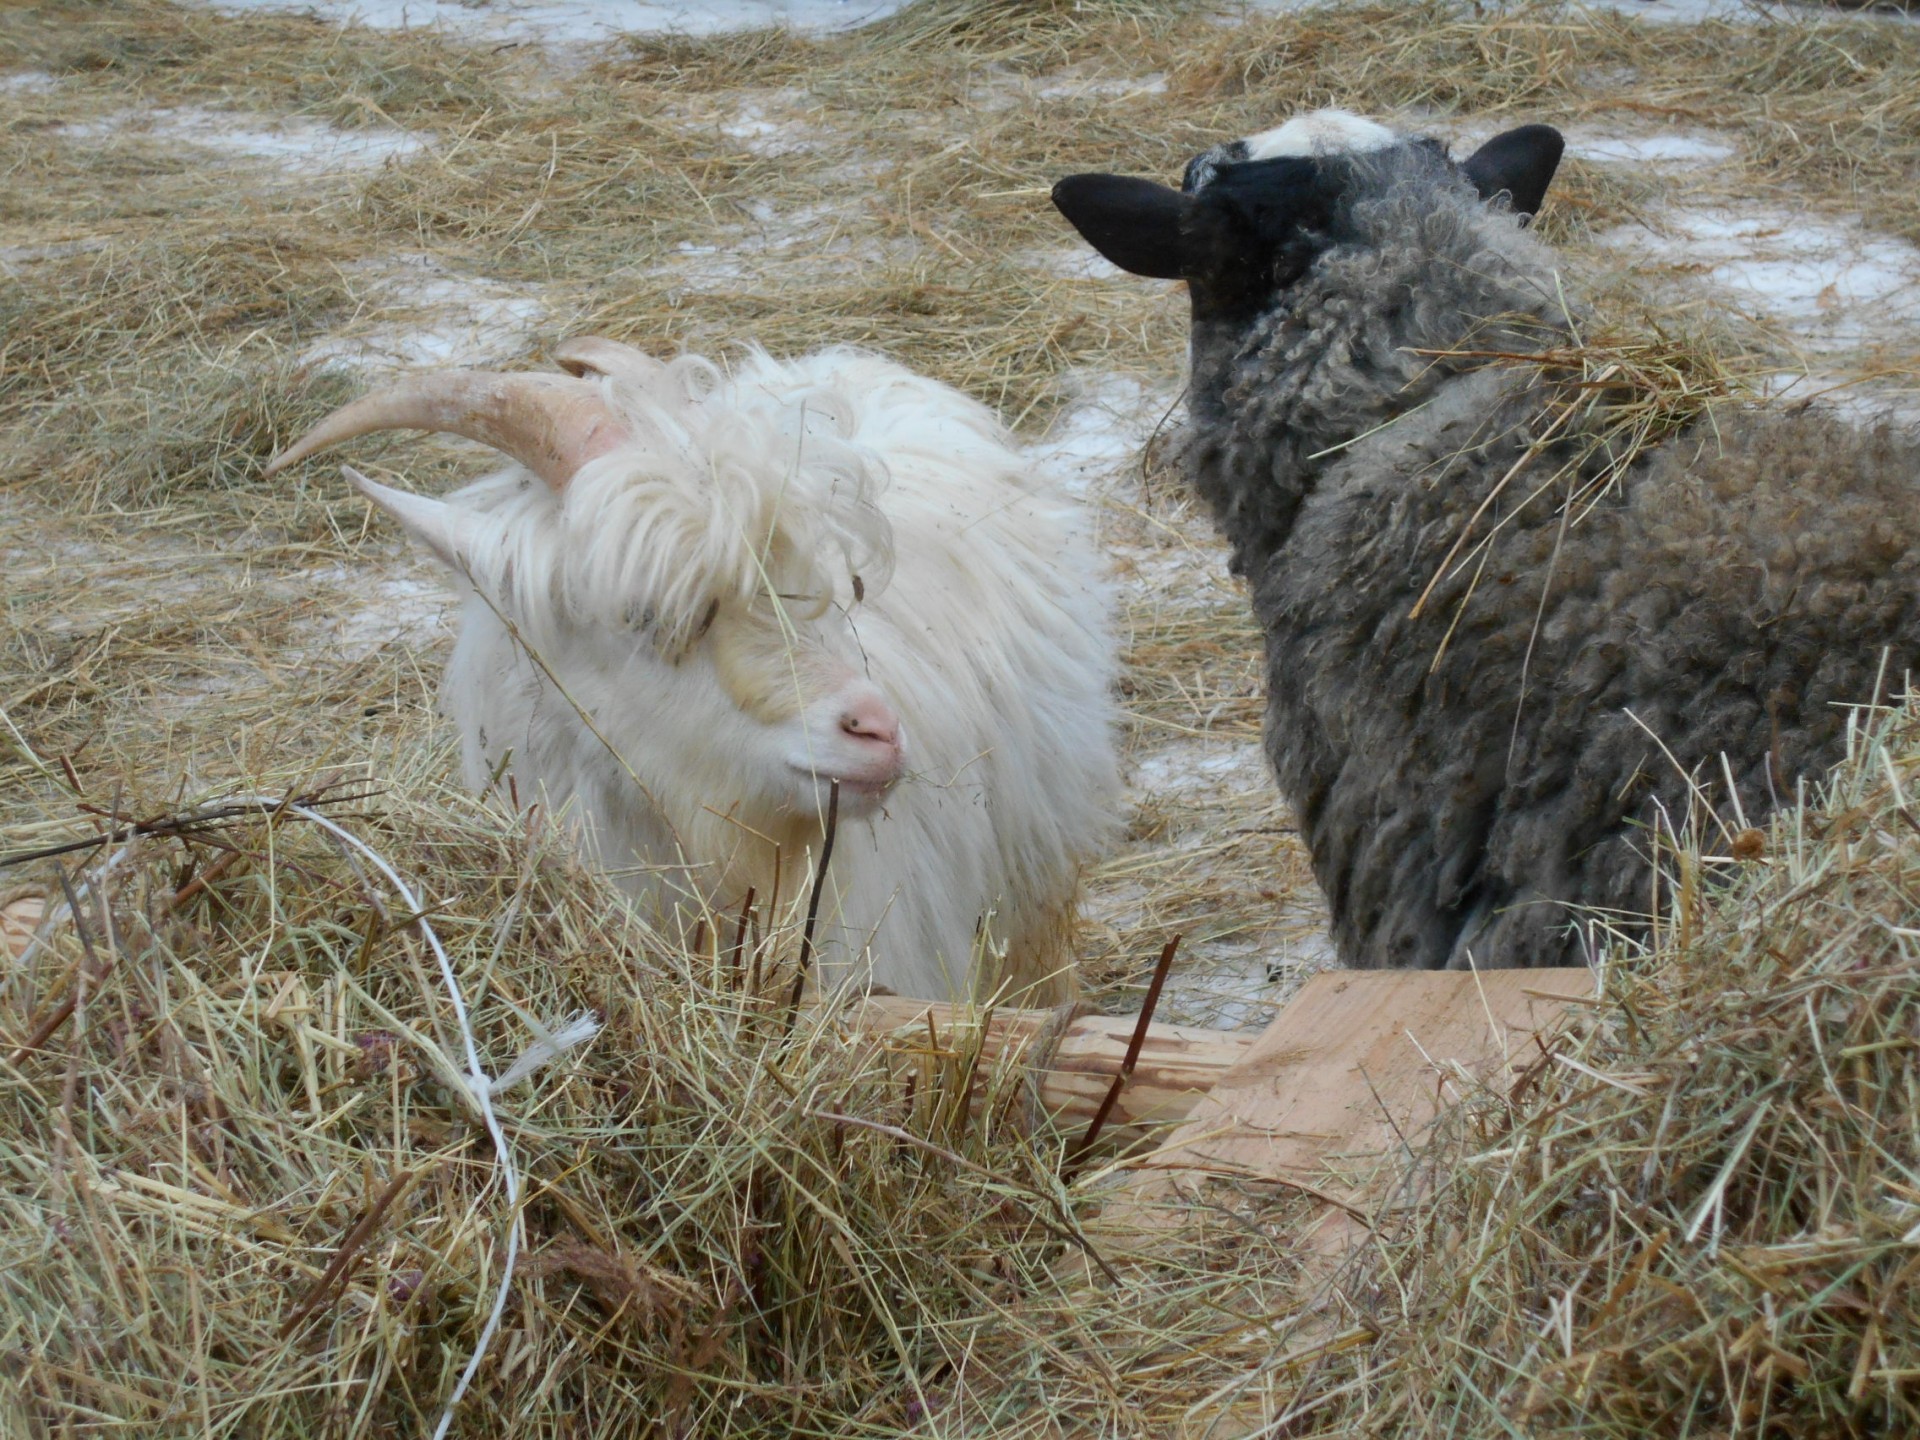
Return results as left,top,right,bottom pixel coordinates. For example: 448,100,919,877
269,338,1119,1002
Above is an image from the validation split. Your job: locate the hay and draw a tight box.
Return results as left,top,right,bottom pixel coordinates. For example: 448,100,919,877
1395,293,1763,658
12,0,1914,502
0,752,1299,1436
1166,690,1920,1437
8,696,1916,1435
6,0,1920,1431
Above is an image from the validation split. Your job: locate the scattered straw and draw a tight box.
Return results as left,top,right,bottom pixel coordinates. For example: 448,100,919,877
4,0,1920,1431
1157,691,1920,1437
0,753,1295,1433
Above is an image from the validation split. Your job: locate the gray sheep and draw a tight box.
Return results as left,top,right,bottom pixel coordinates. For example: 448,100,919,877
1053,110,1920,970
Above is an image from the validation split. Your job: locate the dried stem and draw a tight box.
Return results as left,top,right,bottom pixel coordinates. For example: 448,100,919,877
784,780,840,1034
278,1169,417,1338
1069,933,1182,1166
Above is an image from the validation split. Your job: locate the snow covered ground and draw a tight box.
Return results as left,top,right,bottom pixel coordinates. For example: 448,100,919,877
193,0,912,43
189,0,1920,40
14,0,1919,1028
298,254,550,371
1605,207,1920,357
53,103,426,170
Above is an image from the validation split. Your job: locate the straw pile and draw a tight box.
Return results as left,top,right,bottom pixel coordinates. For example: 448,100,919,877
7,695,1916,1436
0,744,1329,1436
0,754,1107,1435
6,0,1920,1432
1178,692,1920,1437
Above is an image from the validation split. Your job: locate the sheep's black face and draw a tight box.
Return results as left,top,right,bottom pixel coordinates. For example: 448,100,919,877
1051,121,1564,319
1176,155,1359,324
1048,153,1359,322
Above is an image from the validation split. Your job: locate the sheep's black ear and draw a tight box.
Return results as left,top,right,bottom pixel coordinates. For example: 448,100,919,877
1461,124,1564,218
1051,174,1189,280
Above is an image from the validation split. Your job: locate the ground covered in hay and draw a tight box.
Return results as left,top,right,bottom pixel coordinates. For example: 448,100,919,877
1109,697,1920,1438
3,0,1919,1434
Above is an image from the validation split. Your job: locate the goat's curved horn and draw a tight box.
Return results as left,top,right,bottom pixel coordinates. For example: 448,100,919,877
265,370,629,491
553,336,663,382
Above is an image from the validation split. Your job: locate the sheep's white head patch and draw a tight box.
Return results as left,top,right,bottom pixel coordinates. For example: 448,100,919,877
1051,111,1564,319
1181,108,1398,195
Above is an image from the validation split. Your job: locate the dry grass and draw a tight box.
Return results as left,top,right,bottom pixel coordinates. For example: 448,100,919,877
1170,691,1920,1438
5,0,1920,1432
5,693,1914,1436
0,755,1302,1437
10,0,1916,500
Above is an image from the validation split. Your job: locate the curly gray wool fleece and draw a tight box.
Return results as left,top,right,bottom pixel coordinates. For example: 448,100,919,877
1178,147,1920,970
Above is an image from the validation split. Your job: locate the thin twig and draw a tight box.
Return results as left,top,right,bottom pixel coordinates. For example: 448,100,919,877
278,1169,416,1338
1068,933,1181,1165
165,847,246,911
784,780,841,1034
0,783,375,868
727,887,755,992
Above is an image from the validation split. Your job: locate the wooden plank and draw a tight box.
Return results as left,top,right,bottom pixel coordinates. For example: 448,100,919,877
1103,967,1592,1249
843,995,1256,1141
2,895,47,961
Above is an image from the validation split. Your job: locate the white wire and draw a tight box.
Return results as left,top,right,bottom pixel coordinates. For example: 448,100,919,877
274,801,520,1440
41,793,595,1433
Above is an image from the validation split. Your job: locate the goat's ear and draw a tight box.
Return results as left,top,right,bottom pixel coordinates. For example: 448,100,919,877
1051,174,1190,280
344,465,470,571
1461,124,1564,219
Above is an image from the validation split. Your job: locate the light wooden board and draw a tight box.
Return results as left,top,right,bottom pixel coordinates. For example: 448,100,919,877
843,995,1256,1140
1102,967,1593,1249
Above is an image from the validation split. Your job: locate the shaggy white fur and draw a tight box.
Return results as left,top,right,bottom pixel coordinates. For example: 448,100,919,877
360,346,1119,1002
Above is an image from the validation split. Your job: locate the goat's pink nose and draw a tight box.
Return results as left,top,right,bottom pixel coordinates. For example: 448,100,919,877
840,695,901,749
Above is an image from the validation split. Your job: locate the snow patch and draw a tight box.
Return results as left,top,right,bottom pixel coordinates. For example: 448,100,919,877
1760,369,1920,427
2,71,57,94
666,241,752,294
721,94,820,156
663,198,895,292
1025,247,1126,281
1568,130,1738,167
54,105,425,171
0,236,108,274
1027,372,1170,498
1602,204,1920,350
1422,119,1741,175
1034,71,1168,101
300,254,548,373
1131,743,1270,799
297,569,453,663
190,0,911,44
